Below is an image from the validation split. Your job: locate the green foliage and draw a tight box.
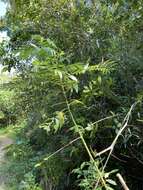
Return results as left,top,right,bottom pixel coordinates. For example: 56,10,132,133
74,161,117,190
19,172,42,190
1,0,143,189
0,89,15,111
0,85,16,126
0,122,37,189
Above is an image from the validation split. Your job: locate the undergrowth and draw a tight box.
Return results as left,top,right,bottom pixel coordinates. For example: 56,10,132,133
0,0,143,189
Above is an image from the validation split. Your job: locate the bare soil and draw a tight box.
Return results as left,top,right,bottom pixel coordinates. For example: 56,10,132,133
0,136,13,190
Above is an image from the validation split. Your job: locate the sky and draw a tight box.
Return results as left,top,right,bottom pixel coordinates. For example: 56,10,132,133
0,0,8,42
0,1,13,76
0,1,7,17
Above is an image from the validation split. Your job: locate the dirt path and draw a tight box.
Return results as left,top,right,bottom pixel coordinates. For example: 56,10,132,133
0,136,13,190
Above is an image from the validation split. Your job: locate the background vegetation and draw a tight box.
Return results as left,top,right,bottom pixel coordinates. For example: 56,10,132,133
0,0,143,189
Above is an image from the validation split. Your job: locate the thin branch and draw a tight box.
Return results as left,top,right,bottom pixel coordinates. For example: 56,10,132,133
111,154,127,163
116,173,130,190
91,114,117,126
43,137,80,161
103,102,138,171
94,102,138,189
95,146,111,157
35,137,81,168
61,83,108,189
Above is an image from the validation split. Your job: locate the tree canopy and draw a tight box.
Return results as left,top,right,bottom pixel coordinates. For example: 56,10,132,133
0,0,143,189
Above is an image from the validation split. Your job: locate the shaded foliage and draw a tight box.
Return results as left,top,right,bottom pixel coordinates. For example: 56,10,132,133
1,0,143,189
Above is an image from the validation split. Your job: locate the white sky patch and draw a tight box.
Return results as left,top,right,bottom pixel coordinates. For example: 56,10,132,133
0,1,9,41
0,31,9,42
0,1,15,78
0,1,7,17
